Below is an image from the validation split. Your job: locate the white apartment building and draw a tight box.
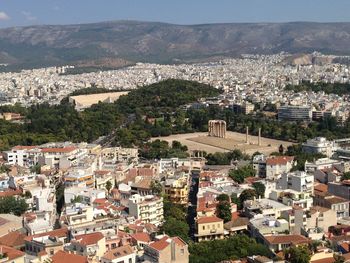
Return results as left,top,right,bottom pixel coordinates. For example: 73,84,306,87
265,156,295,180
304,158,342,173
276,171,314,195
3,145,38,166
302,137,336,158
128,194,163,226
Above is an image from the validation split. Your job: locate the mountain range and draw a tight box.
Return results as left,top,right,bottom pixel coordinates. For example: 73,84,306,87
1,20,350,70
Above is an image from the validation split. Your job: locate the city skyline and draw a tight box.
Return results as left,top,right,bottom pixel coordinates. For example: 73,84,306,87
1,0,350,28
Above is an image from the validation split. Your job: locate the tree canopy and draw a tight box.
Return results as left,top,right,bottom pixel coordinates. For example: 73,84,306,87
189,234,271,263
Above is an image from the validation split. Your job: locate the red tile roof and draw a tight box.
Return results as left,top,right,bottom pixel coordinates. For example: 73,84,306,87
41,147,76,153
266,156,294,166
74,232,104,246
197,216,223,224
131,232,151,243
51,250,88,263
24,227,68,242
102,245,134,261
0,188,23,197
0,245,25,260
13,145,38,150
0,231,26,248
149,237,170,251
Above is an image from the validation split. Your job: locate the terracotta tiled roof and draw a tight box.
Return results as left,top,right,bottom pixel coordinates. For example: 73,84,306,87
172,237,187,247
74,232,104,246
197,216,223,224
13,145,38,150
41,147,76,153
149,237,170,251
102,245,134,261
131,232,151,243
266,156,294,166
314,183,328,193
0,231,26,248
0,188,22,197
51,250,88,263
264,234,309,245
0,245,24,260
93,198,108,205
24,227,68,242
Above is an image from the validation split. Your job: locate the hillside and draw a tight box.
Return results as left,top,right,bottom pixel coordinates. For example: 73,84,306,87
1,21,350,70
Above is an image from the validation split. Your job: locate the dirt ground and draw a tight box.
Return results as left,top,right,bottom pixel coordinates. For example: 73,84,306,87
151,131,294,155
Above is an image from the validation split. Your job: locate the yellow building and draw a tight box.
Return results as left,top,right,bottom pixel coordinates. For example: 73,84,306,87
164,173,189,205
195,216,224,242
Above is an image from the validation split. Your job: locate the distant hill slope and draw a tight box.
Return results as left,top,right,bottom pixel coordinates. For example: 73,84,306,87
1,21,350,69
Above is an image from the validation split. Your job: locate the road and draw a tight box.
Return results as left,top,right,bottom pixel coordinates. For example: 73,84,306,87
187,171,199,241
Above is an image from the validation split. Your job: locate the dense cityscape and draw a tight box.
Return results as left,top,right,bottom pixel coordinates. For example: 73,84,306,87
2,1,350,263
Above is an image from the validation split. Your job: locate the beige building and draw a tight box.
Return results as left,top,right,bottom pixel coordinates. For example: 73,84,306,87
307,206,337,232
64,204,94,227
101,245,135,263
164,173,189,205
144,236,189,263
128,194,163,226
195,216,224,242
70,232,106,262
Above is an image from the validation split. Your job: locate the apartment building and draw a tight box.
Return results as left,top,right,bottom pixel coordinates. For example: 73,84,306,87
144,236,189,263
128,194,164,226
278,105,312,122
64,170,95,188
101,245,136,263
164,173,189,205
3,145,38,166
304,158,342,173
64,203,94,227
195,216,224,242
276,171,314,195
302,137,335,157
313,192,350,219
265,156,295,180
70,232,106,262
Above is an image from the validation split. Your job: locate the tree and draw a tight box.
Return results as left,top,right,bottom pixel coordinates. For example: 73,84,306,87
216,201,232,223
30,164,41,174
150,180,162,195
0,196,28,216
285,246,311,263
239,189,257,207
252,182,266,198
105,180,112,194
161,217,190,243
231,193,242,210
229,165,255,184
189,234,271,263
341,172,350,181
217,194,230,202
23,190,32,199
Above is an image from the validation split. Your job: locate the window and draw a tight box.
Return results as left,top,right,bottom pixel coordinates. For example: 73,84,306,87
202,226,205,230
181,249,185,255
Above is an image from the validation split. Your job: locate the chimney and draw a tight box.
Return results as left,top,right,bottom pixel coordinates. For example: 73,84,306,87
258,128,262,146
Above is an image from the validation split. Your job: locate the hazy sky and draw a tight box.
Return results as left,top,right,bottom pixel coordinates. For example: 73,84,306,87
0,0,350,28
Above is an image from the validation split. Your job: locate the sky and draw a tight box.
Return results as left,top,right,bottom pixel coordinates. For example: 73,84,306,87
0,0,350,28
